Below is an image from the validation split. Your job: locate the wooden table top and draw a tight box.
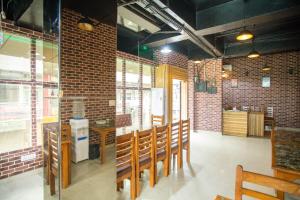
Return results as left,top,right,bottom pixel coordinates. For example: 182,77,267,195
273,130,300,172
91,123,153,136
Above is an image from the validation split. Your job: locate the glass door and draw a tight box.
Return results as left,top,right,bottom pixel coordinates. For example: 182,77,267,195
172,79,188,122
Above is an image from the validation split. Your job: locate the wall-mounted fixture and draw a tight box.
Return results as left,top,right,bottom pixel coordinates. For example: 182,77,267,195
194,60,201,64
78,17,94,31
236,29,254,41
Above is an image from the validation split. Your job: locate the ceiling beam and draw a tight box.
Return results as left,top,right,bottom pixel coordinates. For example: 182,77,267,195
137,0,222,57
146,4,300,48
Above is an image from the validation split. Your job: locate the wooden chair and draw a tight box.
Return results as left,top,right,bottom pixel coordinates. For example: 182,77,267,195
49,129,59,195
135,128,155,197
153,124,170,183
264,106,275,132
169,121,182,170
181,119,190,164
61,124,72,188
116,132,136,200
151,115,164,126
215,165,300,200
116,114,132,128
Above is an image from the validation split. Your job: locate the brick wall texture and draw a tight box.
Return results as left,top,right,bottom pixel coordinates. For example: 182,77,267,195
0,20,54,179
188,59,223,132
60,9,117,144
154,50,189,69
223,51,300,128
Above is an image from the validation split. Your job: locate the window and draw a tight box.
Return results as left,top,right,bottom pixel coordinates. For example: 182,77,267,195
0,84,31,153
0,33,31,80
116,58,123,87
116,57,154,127
0,32,59,153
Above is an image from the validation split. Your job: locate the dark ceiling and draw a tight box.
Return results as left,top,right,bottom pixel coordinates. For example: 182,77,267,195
117,0,300,60
2,0,300,60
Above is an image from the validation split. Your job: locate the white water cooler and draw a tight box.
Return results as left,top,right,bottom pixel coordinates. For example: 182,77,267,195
70,119,89,163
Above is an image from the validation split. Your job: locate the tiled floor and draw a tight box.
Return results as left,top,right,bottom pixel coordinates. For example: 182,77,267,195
0,131,278,200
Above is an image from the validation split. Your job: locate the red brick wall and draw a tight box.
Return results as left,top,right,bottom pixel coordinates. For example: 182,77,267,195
188,59,223,132
223,51,300,128
60,9,117,145
0,20,54,179
154,50,189,69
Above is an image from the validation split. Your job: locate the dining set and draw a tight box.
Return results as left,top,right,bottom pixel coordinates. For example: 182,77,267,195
115,116,191,199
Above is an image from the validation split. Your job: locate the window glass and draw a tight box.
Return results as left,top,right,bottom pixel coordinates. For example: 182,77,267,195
125,90,139,127
0,32,31,80
142,90,151,126
36,40,59,82
116,89,123,114
116,58,123,87
143,64,152,88
125,60,140,88
0,84,31,153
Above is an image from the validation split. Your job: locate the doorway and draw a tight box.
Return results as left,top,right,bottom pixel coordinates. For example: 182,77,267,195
172,79,188,122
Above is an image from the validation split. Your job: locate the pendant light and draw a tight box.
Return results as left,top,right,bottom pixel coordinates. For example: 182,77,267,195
248,50,260,58
78,17,94,31
236,1,254,41
236,29,254,41
262,56,271,71
247,39,260,58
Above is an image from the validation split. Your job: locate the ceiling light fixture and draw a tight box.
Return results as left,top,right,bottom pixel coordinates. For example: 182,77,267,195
236,29,254,41
247,50,260,58
194,60,201,64
262,65,271,71
78,17,94,31
160,46,172,54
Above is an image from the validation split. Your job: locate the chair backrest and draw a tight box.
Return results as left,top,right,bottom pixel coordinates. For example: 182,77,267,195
266,106,274,118
61,124,71,142
181,119,190,144
49,130,59,175
151,115,164,126
116,132,135,174
235,165,300,200
169,121,181,149
116,114,132,128
135,128,153,168
153,125,169,158
241,106,249,111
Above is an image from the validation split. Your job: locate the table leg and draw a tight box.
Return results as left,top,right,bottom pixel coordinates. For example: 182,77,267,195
100,133,106,164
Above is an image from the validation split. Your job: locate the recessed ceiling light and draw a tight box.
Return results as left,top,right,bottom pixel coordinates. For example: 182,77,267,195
236,30,254,41
160,46,172,54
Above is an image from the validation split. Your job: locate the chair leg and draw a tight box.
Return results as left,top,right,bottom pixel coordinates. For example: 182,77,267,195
186,143,190,164
178,148,183,169
173,154,176,169
136,170,140,197
50,173,55,196
150,164,155,187
130,175,136,200
163,158,168,177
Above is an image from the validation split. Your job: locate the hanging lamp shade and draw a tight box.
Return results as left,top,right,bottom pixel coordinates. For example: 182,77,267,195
262,65,271,71
247,50,260,58
78,17,94,31
236,30,254,41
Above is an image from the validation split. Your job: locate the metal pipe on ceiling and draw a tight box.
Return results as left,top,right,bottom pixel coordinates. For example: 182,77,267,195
137,0,222,57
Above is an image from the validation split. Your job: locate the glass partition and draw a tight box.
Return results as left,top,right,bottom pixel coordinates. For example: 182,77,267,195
0,1,60,200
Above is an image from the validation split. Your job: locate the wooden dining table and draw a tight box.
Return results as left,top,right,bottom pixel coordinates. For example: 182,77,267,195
91,123,152,164
271,129,300,200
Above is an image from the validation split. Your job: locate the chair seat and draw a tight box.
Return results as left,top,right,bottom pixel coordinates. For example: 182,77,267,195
117,164,132,178
157,150,166,159
140,156,151,167
171,144,178,151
